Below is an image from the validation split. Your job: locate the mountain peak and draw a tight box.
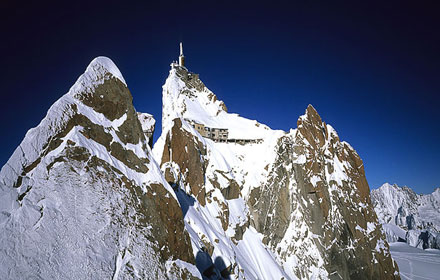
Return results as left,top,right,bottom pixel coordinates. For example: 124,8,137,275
86,56,126,85
0,57,196,278
299,104,323,127
0,56,139,188
160,64,275,141
371,183,440,251
1,52,401,279
379,182,398,190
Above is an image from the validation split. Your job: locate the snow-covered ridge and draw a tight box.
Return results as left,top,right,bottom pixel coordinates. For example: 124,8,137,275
0,54,399,279
85,56,126,85
2,55,180,200
372,183,440,230
372,183,440,249
0,57,197,279
161,65,278,140
154,63,398,278
0,57,128,187
0,54,170,205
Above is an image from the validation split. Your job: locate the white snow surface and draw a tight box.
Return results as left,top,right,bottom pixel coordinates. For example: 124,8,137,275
137,112,155,132
372,183,440,250
153,64,387,279
389,242,440,280
161,67,278,140
0,57,185,279
0,56,127,189
382,223,407,243
372,183,440,231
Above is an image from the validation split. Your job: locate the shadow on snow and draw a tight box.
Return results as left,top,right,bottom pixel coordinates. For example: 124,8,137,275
171,182,232,279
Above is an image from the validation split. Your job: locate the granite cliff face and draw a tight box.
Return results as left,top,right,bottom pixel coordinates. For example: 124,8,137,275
153,65,400,279
0,57,401,279
0,57,198,279
248,105,398,279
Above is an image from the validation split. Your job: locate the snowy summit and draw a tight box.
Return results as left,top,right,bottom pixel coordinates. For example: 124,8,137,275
0,48,400,279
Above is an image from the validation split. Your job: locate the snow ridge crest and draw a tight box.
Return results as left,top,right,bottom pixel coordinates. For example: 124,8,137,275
0,57,127,188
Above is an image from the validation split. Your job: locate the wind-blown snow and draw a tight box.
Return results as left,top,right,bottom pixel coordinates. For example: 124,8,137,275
0,56,127,189
161,67,277,140
153,64,387,279
0,57,184,279
389,242,440,280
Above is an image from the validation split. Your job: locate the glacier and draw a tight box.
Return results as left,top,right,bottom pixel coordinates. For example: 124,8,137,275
372,183,440,250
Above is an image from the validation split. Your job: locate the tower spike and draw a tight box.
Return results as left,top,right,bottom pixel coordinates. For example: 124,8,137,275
179,42,185,67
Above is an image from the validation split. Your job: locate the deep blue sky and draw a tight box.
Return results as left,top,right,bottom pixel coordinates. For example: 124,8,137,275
1,1,439,193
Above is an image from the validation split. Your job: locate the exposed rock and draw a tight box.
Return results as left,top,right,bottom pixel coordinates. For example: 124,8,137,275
154,62,399,279
0,57,195,279
159,118,207,206
297,105,397,279
145,182,194,263
248,135,293,247
166,260,202,279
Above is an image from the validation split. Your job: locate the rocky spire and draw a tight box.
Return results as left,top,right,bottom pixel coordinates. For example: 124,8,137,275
0,56,197,279
179,42,185,67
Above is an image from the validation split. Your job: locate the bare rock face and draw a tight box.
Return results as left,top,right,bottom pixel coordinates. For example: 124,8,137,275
249,105,399,279
154,63,400,279
0,57,196,279
159,118,207,206
248,135,296,247
296,105,397,279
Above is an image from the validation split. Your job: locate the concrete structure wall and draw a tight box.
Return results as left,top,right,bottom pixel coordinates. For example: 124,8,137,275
186,119,229,142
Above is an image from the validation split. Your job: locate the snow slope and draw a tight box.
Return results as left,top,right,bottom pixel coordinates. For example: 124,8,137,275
0,55,399,279
155,65,314,279
161,65,275,140
0,57,197,279
389,242,440,280
372,183,440,230
372,183,440,249
153,64,398,279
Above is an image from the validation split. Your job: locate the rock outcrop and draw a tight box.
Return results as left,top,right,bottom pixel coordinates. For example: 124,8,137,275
0,57,402,279
159,118,208,206
153,64,400,279
0,57,197,279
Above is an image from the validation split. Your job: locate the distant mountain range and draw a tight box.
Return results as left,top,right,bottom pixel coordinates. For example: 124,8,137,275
371,183,440,249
